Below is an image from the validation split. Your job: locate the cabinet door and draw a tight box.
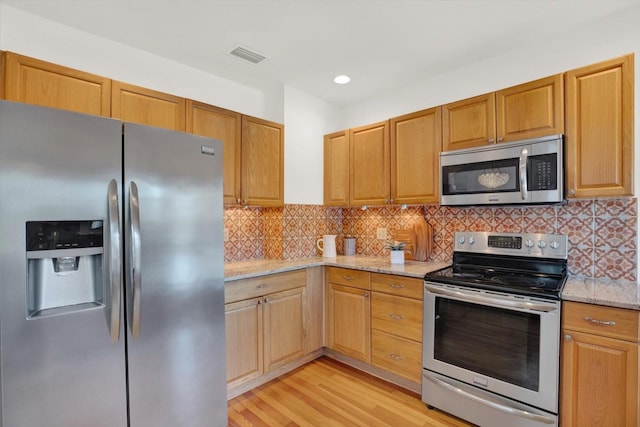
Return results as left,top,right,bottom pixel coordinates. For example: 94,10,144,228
442,93,496,151
324,130,350,206
3,51,111,116
496,74,564,142
263,287,305,372
565,54,634,198
390,107,441,204
241,115,284,207
186,101,242,205
328,283,371,362
111,81,186,131
349,120,390,206
561,330,638,427
225,297,263,385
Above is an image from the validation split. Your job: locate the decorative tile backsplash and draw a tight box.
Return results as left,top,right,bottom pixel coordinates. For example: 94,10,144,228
224,198,638,281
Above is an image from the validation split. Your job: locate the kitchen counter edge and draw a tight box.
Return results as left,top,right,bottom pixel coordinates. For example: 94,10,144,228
562,275,640,311
224,256,450,282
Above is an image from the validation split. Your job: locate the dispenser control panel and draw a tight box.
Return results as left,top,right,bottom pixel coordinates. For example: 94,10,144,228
26,220,103,251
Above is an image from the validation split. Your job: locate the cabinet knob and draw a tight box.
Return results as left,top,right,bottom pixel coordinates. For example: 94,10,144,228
568,189,575,196
237,198,241,204
497,137,503,142
488,138,495,143
264,297,272,303
564,334,572,341
364,292,369,298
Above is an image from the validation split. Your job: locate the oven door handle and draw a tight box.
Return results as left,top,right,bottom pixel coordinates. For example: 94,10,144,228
424,284,558,312
423,372,556,425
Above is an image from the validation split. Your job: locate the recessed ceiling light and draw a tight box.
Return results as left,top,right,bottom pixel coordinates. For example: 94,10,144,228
334,75,351,85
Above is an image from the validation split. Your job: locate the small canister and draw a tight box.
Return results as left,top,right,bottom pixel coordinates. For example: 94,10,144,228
344,236,356,256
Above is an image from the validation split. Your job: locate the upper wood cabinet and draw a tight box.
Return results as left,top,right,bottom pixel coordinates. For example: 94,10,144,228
442,93,496,151
390,107,442,205
2,51,111,116
111,81,186,131
324,130,350,206
186,101,242,205
496,74,564,142
349,120,390,206
241,115,284,207
442,74,564,151
565,54,634,198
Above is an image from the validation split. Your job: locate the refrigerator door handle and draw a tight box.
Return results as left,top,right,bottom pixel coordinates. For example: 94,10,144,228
129,181,142,338
107,179,122,343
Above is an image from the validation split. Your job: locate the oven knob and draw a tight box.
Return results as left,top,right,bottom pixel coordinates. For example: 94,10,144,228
525,239,534,248
538,240,547,249
468,237,475,245
550,241,560,249
458,236,465,244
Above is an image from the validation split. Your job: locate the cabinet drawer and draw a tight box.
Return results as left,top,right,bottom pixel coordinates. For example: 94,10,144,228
225,270,306,304
371,292,422,342
371,273,423,299
327,267,370,290
563,301,640,342
372,330,422,383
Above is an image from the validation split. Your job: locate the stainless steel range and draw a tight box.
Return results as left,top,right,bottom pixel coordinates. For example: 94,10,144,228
422,231,568,427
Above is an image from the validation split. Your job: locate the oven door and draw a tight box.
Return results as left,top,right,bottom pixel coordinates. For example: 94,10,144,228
422,283,560,415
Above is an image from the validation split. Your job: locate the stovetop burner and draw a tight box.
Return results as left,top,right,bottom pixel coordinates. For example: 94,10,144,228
425,231,569,300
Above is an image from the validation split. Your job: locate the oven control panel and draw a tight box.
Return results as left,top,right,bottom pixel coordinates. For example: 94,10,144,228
454,231,568,259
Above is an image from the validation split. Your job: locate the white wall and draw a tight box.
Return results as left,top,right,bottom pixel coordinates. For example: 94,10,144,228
0,5,284,122
283,85,342,204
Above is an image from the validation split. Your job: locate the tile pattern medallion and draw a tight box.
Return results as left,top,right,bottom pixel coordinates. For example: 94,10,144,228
224,198,637,282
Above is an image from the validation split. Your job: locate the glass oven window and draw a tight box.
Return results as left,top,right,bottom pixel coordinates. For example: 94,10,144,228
442,158,519,196
434,298,540,391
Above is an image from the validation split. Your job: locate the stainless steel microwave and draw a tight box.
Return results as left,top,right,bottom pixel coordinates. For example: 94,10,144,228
440,135,563,206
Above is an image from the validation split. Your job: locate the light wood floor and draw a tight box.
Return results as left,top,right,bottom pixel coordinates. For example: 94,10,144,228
227,357,475,427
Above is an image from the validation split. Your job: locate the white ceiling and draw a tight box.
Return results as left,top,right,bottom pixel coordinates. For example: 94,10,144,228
1,0,638,106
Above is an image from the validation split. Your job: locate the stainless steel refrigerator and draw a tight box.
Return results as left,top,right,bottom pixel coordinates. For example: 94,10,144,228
0,100,227,426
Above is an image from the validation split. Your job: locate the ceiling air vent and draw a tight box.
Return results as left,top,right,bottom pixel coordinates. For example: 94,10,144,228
229,45,266,64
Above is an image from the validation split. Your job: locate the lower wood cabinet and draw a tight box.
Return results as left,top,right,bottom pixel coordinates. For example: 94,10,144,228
370,273,423,384
561,301,639,427
225,270,306,389
325,268,424,387
326,267,372,362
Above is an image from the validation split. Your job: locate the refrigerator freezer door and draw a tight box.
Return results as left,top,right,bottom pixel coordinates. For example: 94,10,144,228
0,101,127,426
123,123,227,427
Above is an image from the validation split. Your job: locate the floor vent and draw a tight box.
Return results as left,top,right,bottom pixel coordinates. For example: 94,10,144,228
229,45,266,64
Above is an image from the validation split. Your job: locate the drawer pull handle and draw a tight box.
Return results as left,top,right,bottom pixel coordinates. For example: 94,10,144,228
343,275,354,281
389,353,404,361
256,284,269,289
388,313,404,321
389,283,405,289
583,316,616,326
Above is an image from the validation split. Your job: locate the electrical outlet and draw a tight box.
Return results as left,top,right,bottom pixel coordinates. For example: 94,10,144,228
376,227,387,240
223,228,229,242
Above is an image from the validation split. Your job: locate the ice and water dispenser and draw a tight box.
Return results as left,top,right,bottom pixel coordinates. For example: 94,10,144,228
26,221,104,318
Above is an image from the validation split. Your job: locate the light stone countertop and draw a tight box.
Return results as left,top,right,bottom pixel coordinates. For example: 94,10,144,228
225,257,640,311
224,255,450,282
562,276,640,311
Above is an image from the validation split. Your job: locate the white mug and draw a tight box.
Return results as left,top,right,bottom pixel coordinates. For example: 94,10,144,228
317,234,337,258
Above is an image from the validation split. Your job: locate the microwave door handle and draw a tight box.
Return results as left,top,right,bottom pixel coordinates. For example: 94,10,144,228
519,148,528,200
